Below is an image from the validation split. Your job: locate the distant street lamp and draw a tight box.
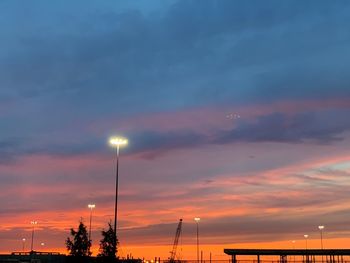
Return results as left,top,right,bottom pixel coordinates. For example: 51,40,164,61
304,234,309,249
318,225,325,249
22,238,26,251
30,221,38,251
109,136,128,257
194,217,201,263
88,203,96,253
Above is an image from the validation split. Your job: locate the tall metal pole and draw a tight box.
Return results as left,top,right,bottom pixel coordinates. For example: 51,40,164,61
87,204,95,255
320,228,324,263
109,137,128,258
114,145,120,258
304,234,308,250
196,221,199,263
31,225,35,251
89,208,92,241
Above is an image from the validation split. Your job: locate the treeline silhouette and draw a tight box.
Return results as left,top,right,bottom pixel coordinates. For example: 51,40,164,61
66,220,141,263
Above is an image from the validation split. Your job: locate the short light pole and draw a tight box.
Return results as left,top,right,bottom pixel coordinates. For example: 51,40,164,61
88,204,96,240
109,136,128,258
304,235,309,263
194,217,201,263
30,221,38,251
88,204,96,254
304,234,309,249
22,238,26,251
319,225,325,263
318,225,324,249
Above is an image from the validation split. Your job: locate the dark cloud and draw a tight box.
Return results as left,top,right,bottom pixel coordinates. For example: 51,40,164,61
216,110,350,145
125,109,350,157
1,0,350,108
1,108,349,162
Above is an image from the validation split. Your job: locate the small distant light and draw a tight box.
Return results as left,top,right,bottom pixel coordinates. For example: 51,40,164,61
226,113,241,120
31,221,38,225
194,217,201,222
40,242,45,246
304,234,309,238
318,225,325,230
22,238,26,242
292,240,296,243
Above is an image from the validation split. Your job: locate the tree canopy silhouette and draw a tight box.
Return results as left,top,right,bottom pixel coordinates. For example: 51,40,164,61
66,220,91,256
98,222,117,258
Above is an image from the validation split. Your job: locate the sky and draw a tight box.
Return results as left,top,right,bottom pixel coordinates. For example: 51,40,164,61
1,0,350,260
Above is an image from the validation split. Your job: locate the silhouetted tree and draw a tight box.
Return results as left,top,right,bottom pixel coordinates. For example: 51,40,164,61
98,222,117,258
66,220,91,256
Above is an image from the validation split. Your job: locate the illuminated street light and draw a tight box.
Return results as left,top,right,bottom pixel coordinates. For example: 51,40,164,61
88,203,96,254
194,217,201,263
109,137,128,147
22,238,26,251
109,136,128,258
318,225,325,249
30,221,38,251
304,234,309,249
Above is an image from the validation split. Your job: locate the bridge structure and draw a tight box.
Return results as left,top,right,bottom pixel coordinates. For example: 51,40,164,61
224,249,350,263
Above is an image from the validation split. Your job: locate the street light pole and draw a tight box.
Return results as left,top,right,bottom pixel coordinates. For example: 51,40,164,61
304,234,309,249
318,225,324,249
109,137,128,258
304,235,309,263
22,238,26,251
319,225,325,263
194,217,201,263
30,221,37,251
114,144,119,255
88,204,96,254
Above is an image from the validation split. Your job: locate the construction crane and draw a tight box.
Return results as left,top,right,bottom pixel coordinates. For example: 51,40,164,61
169,219,183,263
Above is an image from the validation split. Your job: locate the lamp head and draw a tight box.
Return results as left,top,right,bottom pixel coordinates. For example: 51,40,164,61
109,137,128,147
318,225,325,230
194,217,201,222
304,234,309,238
88,204,96,209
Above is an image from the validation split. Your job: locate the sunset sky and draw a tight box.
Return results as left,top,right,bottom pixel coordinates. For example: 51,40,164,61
1,0,350,260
